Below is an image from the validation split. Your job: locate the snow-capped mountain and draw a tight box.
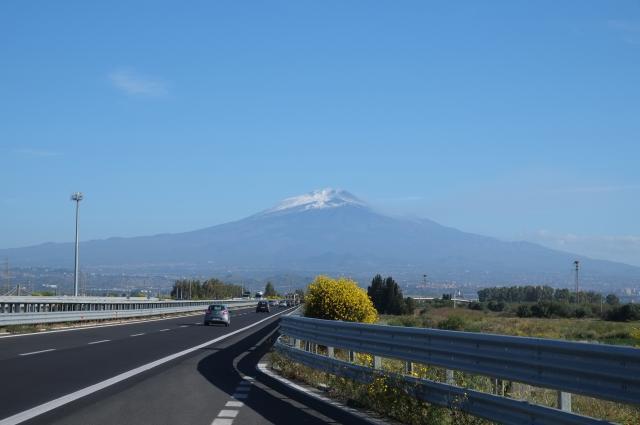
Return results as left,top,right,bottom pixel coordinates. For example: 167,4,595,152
257,188,368,216
2,189,639,286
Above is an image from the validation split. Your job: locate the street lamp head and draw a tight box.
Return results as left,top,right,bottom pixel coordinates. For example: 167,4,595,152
71,192,84,202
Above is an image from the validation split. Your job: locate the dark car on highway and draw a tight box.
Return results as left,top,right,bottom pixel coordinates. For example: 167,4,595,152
203,304,230,327
256,300,270,313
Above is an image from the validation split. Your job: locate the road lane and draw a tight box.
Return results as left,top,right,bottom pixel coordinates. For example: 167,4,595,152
27,308,372,425
0,306,256,361
0,307,290,421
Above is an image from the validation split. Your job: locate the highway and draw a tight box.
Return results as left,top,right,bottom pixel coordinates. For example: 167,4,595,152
0,306,372,425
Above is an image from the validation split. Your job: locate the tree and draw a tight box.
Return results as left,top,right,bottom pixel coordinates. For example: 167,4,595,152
367,274,385,312
305,275,377,323
264,281,277,297
367,275,406,315
605,293,620,306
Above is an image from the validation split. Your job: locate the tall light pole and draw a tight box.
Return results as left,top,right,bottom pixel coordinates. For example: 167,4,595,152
71,192,83,297
574,260,580,304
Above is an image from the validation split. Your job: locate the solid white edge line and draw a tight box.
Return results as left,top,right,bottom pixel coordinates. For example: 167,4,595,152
0,306,296,425
0,306,258,339
18,349,55,356
256,363,384,425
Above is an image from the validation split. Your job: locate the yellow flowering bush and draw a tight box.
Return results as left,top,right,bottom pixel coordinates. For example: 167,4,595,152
304,275,378,323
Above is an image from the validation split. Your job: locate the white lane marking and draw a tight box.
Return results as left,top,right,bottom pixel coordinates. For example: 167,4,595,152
179,325,188,328
217,410,239,418
225,401,243,407
211,419,233,425
87,340,110,345
129,333,145,337
19,349,55,356
0,307,296,425
231,393,248,399
159,329,170,332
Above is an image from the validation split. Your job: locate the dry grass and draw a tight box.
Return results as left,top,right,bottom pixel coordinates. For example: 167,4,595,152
382,307,640,346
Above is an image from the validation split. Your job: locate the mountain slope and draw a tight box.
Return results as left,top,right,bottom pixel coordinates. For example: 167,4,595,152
2,189,638,285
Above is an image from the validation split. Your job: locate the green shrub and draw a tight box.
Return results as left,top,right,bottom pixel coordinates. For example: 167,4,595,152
468,301,484,311
516,304,532,318
437,315,467,331
607,304,640,322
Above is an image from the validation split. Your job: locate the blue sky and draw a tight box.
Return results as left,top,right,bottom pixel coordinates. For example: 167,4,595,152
1,1,639,265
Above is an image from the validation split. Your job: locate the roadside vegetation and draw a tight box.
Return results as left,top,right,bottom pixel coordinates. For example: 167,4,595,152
171,278,242,299
304,275,377,323
273,277,640,424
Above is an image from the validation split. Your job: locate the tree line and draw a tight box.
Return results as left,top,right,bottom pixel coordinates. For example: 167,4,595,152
477,285,613,305
171,278,242,300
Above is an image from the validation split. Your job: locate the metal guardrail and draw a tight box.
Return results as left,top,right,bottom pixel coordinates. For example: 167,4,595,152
274,343,607,425
0,299,257,326
277,316,640,425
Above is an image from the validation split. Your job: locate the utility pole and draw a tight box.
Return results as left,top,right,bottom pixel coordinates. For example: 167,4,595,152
574,260,580,304
4,258,9,295
71,192,84,297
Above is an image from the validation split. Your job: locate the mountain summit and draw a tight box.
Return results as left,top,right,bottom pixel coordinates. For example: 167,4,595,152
1,189,638,287
259,188,367,216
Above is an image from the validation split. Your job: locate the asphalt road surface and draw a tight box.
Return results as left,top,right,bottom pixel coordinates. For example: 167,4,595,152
0,306,373,425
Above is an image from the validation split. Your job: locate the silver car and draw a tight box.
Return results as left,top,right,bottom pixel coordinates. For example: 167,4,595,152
203,304,230,327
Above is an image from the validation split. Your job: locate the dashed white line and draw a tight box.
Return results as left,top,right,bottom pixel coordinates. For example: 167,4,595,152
231,393,248,399
159,328,170,332
211,419,233,425
19,349,55,356
130,333,145,337
225,401,243,407
179,325,188,328
217,410,239,418
87,340,110,345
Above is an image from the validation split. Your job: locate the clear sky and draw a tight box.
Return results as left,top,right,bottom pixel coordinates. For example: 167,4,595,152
1,1,639,265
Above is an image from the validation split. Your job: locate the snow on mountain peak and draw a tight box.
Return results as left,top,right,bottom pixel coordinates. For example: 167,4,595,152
262,188,367,215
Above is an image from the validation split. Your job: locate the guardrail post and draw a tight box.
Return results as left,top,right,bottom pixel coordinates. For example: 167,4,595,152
557,391,572,412
405,361,413,375
373,355,382,370
348,351,355,362
295,339,302,349
446,369,455,385
327,346,335,358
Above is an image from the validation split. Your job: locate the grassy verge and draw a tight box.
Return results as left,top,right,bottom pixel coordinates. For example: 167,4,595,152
270,350,491,425
381,307,640,346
